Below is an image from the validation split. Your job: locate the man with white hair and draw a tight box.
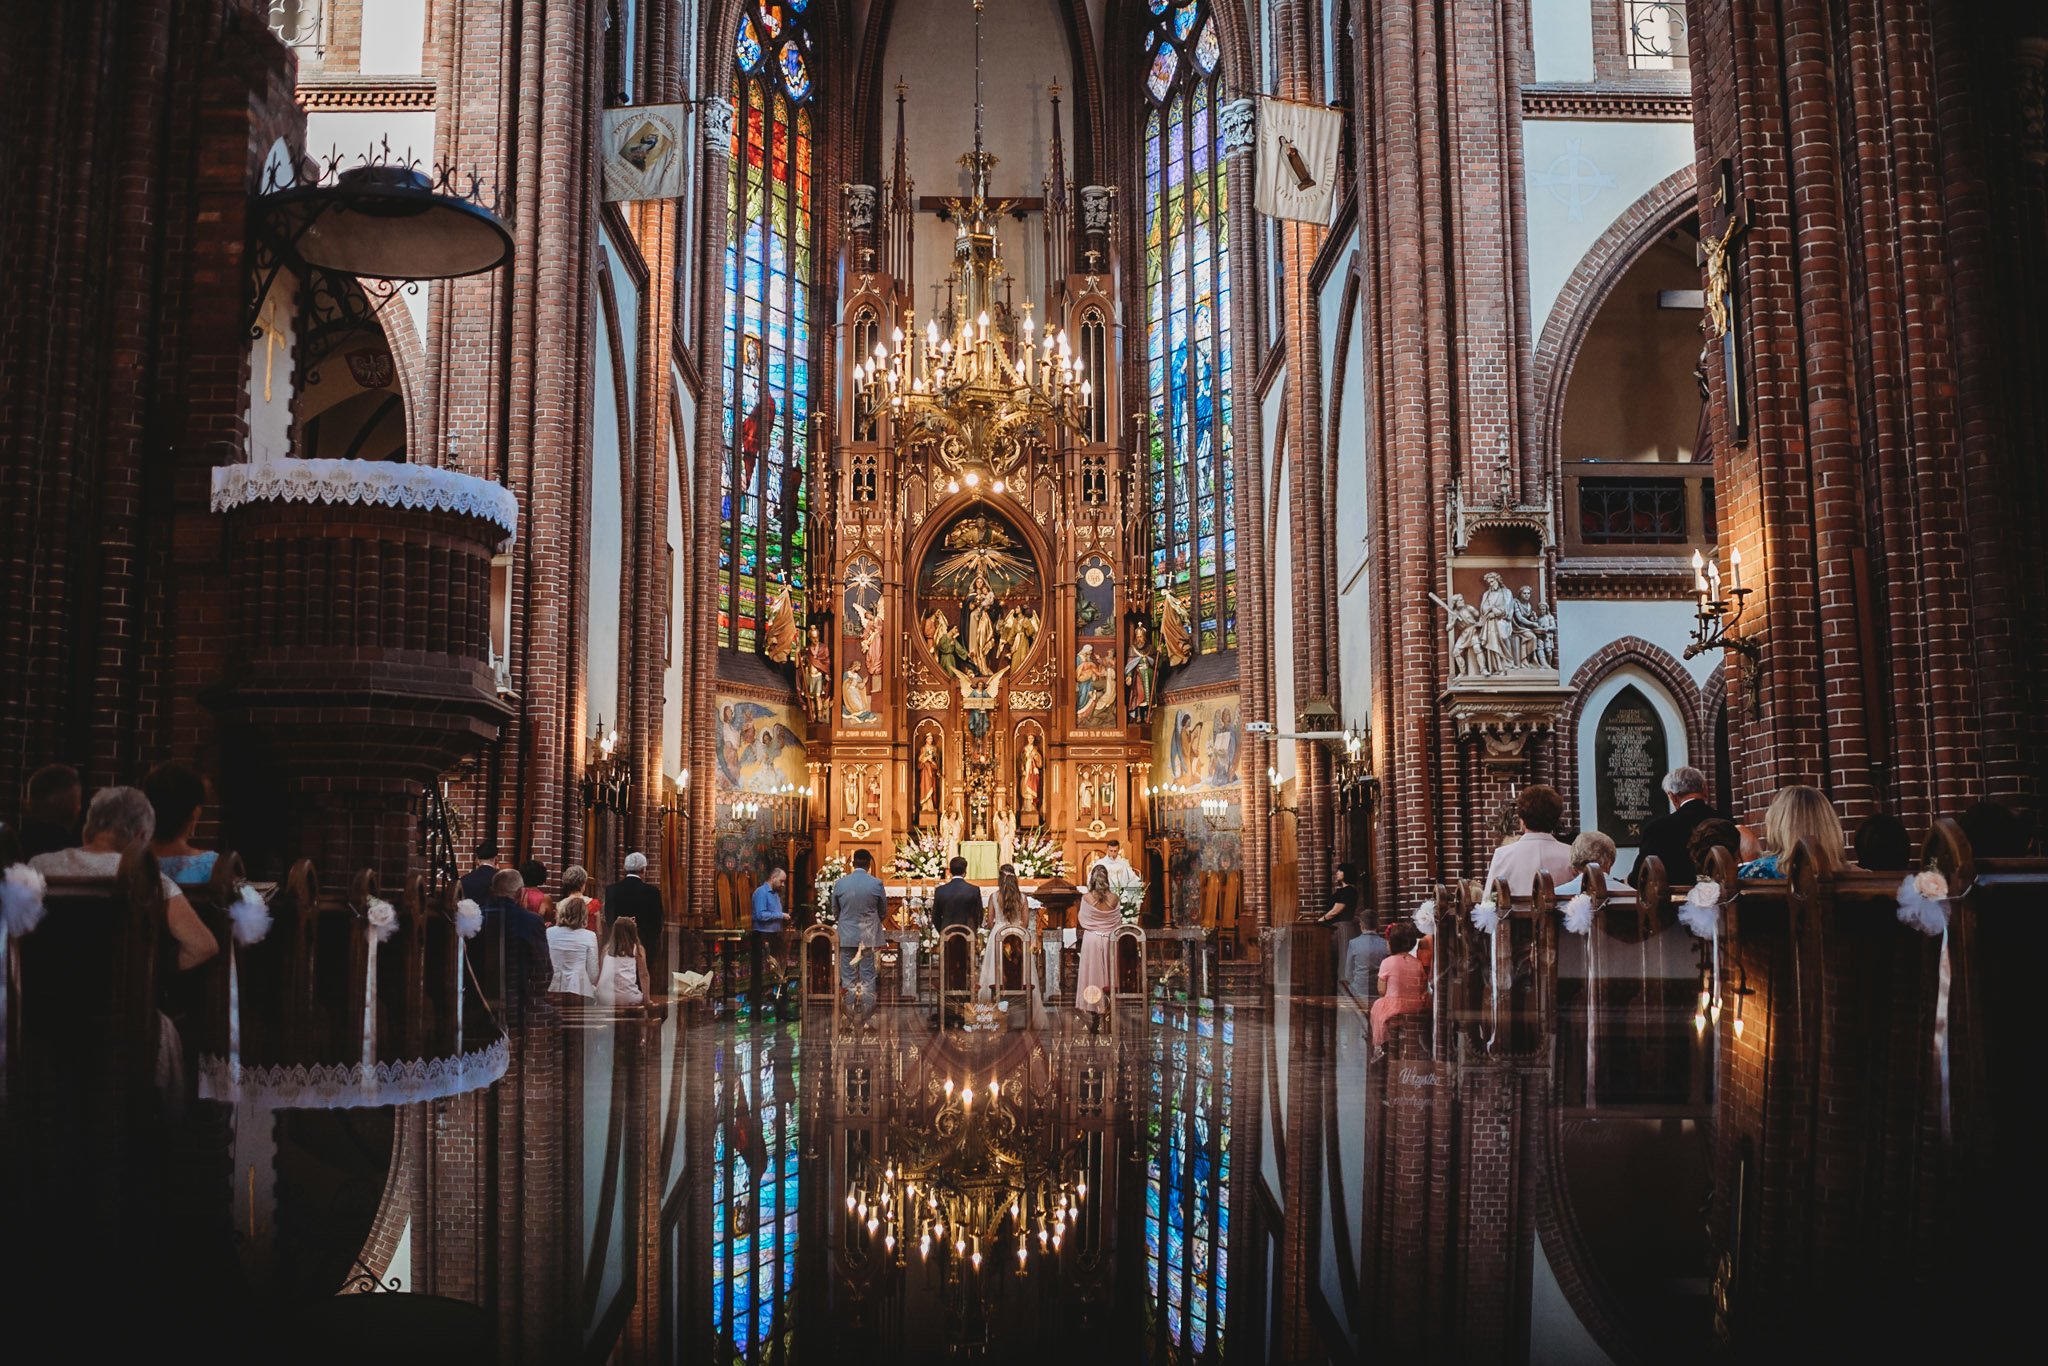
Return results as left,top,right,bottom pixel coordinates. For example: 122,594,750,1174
606,851,665,982
1629,766,1725,888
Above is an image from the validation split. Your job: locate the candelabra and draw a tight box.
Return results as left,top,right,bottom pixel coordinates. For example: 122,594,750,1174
720,780,811,836
1683,545,1762,717
1334,725,1377,813
579,718,631,814
850,0,1092,489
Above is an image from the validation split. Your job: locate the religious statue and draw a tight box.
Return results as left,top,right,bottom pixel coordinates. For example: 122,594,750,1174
1536,598,1559,670
1158,587,1194,665
1124,623,1158,722
941,802,964,862
963,571,999,675
1098,769,1116,816
1017,732,1045,816
1075,644,1118,726
1511,585,1548,669
999,603,1040,670
841,666,878,724
1478,572,1516,675
802,625,832,718
1429,592,1488,680
1078,773,1095,819
926,607,974,681
843,765,863,822
854,598,887,676
994,803,1016,867
916,731,943,819
763,577,800,663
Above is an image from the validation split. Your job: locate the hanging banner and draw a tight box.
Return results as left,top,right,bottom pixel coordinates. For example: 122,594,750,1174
602,103,688,202
1254,96,1343,225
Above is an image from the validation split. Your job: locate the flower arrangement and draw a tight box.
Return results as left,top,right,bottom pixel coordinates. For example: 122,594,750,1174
1012,830,1069,878
892,829,949,881
813,854,852,924
1115,880,1146,923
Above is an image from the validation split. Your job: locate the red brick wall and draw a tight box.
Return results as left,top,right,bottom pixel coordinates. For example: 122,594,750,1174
1685,0,2048,828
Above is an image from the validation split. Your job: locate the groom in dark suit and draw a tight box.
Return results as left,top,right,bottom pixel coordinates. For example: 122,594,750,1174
932,856,983,933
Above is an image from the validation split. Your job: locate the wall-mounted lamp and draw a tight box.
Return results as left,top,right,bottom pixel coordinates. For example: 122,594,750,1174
1684,545,1762,718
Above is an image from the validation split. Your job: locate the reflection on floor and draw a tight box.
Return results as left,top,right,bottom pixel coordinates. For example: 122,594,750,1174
4,894,2029,1362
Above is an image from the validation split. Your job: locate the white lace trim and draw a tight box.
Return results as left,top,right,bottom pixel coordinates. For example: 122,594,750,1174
211,458,519,546
195,1035,510,1109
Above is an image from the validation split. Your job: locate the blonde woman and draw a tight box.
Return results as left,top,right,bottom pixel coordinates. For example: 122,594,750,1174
546,895,601,998
1739,785,1847,880
1555,831,1618,897
1075,863,1122,1014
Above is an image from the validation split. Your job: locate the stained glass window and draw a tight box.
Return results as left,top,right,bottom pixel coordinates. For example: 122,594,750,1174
712,1026,801,1361
1146,998,1233,1354
722,0,817,654
1143,0,1235,654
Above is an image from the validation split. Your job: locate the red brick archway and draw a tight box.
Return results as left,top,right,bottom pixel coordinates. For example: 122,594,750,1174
1532,166,1698,476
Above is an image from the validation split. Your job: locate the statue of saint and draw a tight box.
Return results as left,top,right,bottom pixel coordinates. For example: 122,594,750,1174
964,572,999,675
1510,585,1543,668
1017,733,1045,815
1075,644,1117,725
1158,588,1194,665
916,732,943,817
843,765,863,821
841,667,878,724
1124,624,1158,722
1429,592,1487,679
994,803,1017,867
763,578,801,663
999,603,1039,670
802,625,831,716
941,802,964,862
1477,572,1516,675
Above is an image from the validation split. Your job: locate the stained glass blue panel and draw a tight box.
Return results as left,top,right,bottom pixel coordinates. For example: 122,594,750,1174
1195,19,1220,72
1146,46,1179,101
736,16,762,69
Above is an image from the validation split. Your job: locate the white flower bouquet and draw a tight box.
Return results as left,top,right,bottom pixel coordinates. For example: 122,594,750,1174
813,854,851,923
1115,880,1146,924
892,829,949,881
1012,830,1069,878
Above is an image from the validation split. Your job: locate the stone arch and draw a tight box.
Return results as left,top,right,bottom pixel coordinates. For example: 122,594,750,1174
1531,165,1698,476
1556,636,1710,840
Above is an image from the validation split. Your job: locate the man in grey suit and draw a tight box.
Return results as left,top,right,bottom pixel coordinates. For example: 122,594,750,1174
830,847,888,1017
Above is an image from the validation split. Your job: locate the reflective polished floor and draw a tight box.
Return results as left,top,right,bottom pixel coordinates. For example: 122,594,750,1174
5,909,2020,1363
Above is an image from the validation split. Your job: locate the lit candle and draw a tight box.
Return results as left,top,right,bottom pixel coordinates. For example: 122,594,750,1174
1729,545,1742,591
1692,548,1708,601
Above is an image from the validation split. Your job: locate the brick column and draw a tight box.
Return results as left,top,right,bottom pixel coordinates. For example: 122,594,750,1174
1686,0,2048,823
1351,1,1540,906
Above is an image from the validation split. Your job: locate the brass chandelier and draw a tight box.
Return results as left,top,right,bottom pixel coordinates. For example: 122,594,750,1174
853,0,1093,488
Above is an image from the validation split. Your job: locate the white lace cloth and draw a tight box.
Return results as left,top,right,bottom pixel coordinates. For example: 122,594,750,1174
211,458,519,547
196,1035,510,1109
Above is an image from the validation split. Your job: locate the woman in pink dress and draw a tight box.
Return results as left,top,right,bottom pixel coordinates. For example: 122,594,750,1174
1370,922,1429,1048
1075,864,1123,1013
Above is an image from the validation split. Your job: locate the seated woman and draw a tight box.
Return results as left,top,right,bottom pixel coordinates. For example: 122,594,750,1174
1739,785,1847,880
595,918,650,1010
1554,831,1617,897
141,761,216,889
546,896,601,999
1369,921,1429,1049
33,785,217,972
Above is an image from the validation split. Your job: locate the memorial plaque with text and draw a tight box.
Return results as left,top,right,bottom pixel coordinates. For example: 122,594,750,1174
1594,686,1668,844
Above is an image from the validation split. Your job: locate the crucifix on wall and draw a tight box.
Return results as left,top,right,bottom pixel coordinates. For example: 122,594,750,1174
1698,158,1749,443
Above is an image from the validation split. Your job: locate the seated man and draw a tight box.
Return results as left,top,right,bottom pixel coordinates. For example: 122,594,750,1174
829,849,887,1017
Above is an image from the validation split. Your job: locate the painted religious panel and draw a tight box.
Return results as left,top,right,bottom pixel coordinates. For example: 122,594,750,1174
715,695,807,792
1077,555,1116,636
1075,642,1120,727
841,554,885,726
1155,693,1243,789
916,508,1043,687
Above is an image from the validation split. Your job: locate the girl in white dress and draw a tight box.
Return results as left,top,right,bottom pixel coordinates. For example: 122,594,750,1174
546,896,601,998
595,918,649,1010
